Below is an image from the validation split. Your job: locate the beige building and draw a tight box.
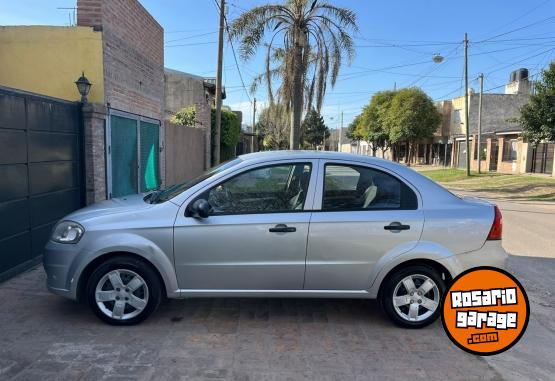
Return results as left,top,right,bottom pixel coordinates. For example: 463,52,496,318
446,68,553,175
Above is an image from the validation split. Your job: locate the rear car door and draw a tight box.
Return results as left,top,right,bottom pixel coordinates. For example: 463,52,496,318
173,160,317,291
305,160,424,290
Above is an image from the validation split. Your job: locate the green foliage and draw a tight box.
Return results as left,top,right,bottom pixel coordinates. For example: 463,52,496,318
256,103,290,149
346,114,364,141
170,106,196,126
301,109,329,148
384,88,442,144
519,62,555,144
211,108,241,161
229,0,358,148
358,90,396,154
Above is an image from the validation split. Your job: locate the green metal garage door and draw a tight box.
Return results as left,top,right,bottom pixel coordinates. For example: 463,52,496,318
108,111,160,198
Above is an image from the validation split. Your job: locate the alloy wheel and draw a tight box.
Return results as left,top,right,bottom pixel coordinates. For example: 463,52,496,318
95,269,149,320
392,274,440,322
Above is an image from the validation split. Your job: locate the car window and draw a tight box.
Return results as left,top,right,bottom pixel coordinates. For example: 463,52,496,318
323,164,417,211
196,163,312,215
152,158,242,203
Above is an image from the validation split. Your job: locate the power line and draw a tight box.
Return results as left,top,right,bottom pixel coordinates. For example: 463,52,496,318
165,41,217,48
484,46,555,76
476,0,551,41
165,31,217,44
476,14,555,43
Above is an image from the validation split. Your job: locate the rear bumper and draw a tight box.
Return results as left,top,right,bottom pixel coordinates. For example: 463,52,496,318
436,240,508,279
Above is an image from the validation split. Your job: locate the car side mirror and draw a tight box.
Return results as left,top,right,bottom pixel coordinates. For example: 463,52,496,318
188,199,210,219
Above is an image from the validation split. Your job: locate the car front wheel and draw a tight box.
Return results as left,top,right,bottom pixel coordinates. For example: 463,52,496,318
85,256,162,325
381,265,445,328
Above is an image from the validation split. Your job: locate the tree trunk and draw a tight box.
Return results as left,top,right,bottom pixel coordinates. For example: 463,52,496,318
289,35,303,150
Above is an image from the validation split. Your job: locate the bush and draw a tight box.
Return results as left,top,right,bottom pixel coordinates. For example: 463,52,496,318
211,108,241,161
170,106,196,126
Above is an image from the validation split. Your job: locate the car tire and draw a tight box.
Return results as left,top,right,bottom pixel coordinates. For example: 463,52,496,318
85,255,162,325
381,264,446,329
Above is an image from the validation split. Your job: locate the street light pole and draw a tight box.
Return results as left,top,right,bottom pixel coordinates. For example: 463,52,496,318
338,111,343,152
464,32,470,176
214,0,225,165
251,97,256,152
477,73,484,174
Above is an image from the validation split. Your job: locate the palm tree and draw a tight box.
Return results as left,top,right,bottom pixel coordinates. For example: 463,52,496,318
229,0,358,149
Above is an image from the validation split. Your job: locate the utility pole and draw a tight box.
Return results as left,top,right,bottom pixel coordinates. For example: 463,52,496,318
251,98,256,152
477,73,484,174
214,0,225,165
464,32,470,176
338,111,343,152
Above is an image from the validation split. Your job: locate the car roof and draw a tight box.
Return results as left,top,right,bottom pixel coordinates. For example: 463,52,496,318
239,150,391,164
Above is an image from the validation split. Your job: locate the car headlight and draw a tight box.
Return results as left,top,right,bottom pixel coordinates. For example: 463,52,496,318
51,221,85,244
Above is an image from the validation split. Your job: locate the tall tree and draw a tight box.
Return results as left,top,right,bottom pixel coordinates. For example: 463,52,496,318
384,88,442,164
519,61,555,144
230,0,358,150
359,90,396,157
301,109,329,148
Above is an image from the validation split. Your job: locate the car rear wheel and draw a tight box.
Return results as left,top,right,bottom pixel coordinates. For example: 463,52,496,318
85,256,162,325
381,265,445,328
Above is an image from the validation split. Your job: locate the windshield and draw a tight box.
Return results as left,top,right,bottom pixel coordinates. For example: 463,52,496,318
152,158,242,203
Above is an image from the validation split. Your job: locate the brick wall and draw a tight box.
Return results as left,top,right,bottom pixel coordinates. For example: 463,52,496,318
77,0,164,121
77,0,166,198
82,103,107,203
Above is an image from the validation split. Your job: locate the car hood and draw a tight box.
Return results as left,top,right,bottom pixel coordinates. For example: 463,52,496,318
64,194,154,224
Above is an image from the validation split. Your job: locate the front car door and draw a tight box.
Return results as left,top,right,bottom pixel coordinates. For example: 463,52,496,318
174,159,317,291
305,160,424,291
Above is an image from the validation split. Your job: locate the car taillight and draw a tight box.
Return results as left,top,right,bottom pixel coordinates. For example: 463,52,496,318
487,205,503,240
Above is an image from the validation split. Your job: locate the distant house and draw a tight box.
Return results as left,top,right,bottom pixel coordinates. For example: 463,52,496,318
443,68,553,175
341,68,553,175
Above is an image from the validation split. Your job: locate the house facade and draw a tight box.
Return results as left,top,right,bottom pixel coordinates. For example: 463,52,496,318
0,0,166,204
0,0,165,280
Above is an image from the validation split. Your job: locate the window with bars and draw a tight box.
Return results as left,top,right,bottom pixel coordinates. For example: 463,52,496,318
502,139,518,162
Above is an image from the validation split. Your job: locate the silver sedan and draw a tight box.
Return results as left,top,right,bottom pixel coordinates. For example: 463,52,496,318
43,151,506,327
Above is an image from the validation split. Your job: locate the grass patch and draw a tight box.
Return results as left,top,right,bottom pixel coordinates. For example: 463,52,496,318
416,168,555,201
420,168,501,183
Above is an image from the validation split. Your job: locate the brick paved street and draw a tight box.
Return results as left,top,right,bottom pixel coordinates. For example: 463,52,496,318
1,256,553,381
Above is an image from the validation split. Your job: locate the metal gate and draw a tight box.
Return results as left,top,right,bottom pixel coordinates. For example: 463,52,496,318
531,143,554,175
0,87,84,281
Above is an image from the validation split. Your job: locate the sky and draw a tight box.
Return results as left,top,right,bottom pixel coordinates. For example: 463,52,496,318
1,0,554,130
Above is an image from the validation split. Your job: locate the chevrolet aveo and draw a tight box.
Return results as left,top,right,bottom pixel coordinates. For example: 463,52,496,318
43,151,506,327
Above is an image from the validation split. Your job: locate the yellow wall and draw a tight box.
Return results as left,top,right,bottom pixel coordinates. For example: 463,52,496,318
0,26,104,103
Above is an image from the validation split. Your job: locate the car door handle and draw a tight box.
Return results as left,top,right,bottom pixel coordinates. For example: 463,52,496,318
384,222,410,231
269,224,296,233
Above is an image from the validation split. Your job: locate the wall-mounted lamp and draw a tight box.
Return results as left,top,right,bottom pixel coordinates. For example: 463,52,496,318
75,71,92,103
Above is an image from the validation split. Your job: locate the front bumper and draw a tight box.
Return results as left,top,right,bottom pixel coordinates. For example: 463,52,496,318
43,240,81,300
436,240,508,279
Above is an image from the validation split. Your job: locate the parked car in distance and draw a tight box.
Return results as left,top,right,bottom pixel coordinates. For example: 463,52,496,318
43,151,506,327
